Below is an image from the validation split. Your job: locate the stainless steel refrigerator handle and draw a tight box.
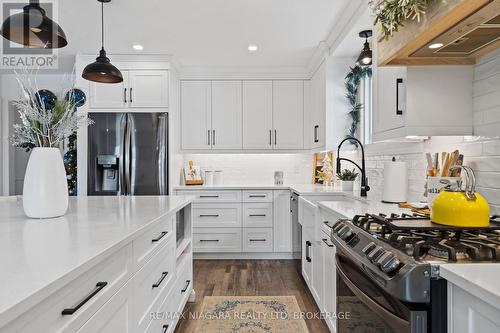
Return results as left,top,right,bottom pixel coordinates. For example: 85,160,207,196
129,114,137,195
124,114,132,195
157,115,167,195
119,114,127,195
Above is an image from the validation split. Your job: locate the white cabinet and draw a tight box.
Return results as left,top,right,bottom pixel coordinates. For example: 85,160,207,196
273,81,304,149
301,228,313,288
372,37,473,142
311,238,324,306
211,81,242,149
242,81,273,149
304,62,326,149
181,81,212,150
322,236,337,333
242,228,273,252
89,70,168,109
273,190,292,252
448,283,500,333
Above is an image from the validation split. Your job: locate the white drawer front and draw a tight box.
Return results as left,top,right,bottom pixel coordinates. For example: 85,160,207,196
193,228,242,253
133,214,174,270
133,235,176,333
243,203,273,228
242,190,273,202
193,203,242,228
174,252,193,312
243,228,273,252
176,190,241,202
3,245,132,333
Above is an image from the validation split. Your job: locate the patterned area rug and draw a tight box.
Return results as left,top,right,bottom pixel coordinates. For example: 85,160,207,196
194,296,309,333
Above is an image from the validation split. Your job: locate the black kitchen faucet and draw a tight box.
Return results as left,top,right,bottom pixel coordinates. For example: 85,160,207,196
336,137,370,197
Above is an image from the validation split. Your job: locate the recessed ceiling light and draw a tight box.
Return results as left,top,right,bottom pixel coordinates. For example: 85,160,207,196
133,44,144,51
429,43,444,49
247,45,258,52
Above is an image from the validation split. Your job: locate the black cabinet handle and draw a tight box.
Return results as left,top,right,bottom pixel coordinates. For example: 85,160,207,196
181,280,191,293
124,88,127,103
322,238,334,248
274,130,277,145
269,129,272,145
249,214,266,217
250,239,266,242
249,195,266,198
199,214,219,217
396,78,404,115
152,272,169,288
162,324,169,333
314,125,319,143
61,282,108,315
200,195,219,198
212,130,216,146
208,130,211,145
305,241,312,262
200,239,219,242
152,231,168,243
129,87,133,103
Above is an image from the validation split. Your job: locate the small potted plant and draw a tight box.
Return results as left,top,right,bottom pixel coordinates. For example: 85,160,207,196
337,168,359,192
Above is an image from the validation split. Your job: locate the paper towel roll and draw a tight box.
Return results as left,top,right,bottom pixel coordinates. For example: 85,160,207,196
382,158,408,203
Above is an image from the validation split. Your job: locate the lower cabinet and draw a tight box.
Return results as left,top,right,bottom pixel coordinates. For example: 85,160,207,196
322,237,337,332
311,239,324,306
301,228,313,288
243,228,273,252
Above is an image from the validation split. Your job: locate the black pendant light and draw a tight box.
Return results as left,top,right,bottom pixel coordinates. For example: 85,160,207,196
356,30,373,67
0,0,67,48
82,0,123,84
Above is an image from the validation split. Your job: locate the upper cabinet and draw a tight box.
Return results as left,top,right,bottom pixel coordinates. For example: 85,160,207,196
89,70,169,109
377,0,500,66
182,79,307,152
304,62,326,149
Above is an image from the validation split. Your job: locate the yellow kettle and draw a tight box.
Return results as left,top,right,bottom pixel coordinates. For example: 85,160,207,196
431,166,490,227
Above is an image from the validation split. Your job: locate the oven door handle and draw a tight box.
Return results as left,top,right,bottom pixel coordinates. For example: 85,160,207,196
335,256,409,332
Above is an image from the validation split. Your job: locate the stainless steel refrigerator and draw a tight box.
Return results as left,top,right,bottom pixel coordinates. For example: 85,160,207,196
88,112,168,196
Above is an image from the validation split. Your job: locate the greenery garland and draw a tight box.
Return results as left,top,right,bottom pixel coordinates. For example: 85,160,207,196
371,0,438,39
345,66,372,145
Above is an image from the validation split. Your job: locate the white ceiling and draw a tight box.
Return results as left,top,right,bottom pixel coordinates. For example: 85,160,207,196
54,0,352,71
331,7,373,58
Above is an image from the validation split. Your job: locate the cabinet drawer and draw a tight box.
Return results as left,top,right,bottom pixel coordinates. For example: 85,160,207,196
242,190,273,202
174,252,193,312
133,236,176,333
193,203,241,228
243,228,273,252
193,228,242,253
243,203,273,228
133,215,174,270
2,245,132,333
176,190,241,203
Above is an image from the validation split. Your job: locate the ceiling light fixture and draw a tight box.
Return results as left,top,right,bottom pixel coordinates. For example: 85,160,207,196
82,0,123,84
0,0,67,48
429,43,444,49
133,44,144,51
248,45,258,52
356,30,372,67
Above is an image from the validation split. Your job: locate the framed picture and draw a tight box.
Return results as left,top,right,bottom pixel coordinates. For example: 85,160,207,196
183,160,204,185
312,151,334,184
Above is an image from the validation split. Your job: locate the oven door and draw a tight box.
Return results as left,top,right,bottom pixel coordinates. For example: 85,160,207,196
336,250,428,333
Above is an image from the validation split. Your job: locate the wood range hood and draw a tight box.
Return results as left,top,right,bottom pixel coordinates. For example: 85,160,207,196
377,0,500,66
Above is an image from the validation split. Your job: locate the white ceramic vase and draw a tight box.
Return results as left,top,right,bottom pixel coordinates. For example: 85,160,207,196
340,180,354,192
23,147,69,218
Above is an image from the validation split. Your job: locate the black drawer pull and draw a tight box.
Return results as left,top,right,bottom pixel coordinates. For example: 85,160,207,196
200,239,219,242
249,195,266,198
249,214,266,217
152,272,169,288
250,239,266,242
199,195,219,198
199,214,220,217
181,280,191,293
152,231,168,243
162,324,169,333
61,282,108,315
322,238,334,248
305,241,312,262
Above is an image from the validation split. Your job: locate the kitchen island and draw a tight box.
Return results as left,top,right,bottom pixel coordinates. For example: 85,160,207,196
0,195,193,333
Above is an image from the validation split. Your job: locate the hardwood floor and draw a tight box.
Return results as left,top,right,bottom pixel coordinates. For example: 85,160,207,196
174,259,329,333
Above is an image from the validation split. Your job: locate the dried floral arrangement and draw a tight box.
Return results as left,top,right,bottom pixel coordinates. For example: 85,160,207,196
370,0,438,39
10,70,93,151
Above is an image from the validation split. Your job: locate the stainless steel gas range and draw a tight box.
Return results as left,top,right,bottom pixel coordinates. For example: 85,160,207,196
324,213,500,333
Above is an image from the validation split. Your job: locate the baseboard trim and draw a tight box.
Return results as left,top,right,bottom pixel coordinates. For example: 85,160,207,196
193,252,296,260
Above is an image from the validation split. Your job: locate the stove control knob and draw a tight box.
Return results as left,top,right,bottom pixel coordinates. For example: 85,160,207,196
367,246,385,262
337,225,353,240
361,242,376,255
380,255,401,273
332,222,345,233
376,251,393,266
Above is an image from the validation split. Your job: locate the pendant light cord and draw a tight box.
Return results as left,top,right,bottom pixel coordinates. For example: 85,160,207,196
101,1,104,50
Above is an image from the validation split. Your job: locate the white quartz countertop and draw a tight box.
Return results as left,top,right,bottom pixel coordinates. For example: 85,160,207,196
174,183,348,196
439,264,500,310
317,198,412,219
0,195,193,327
